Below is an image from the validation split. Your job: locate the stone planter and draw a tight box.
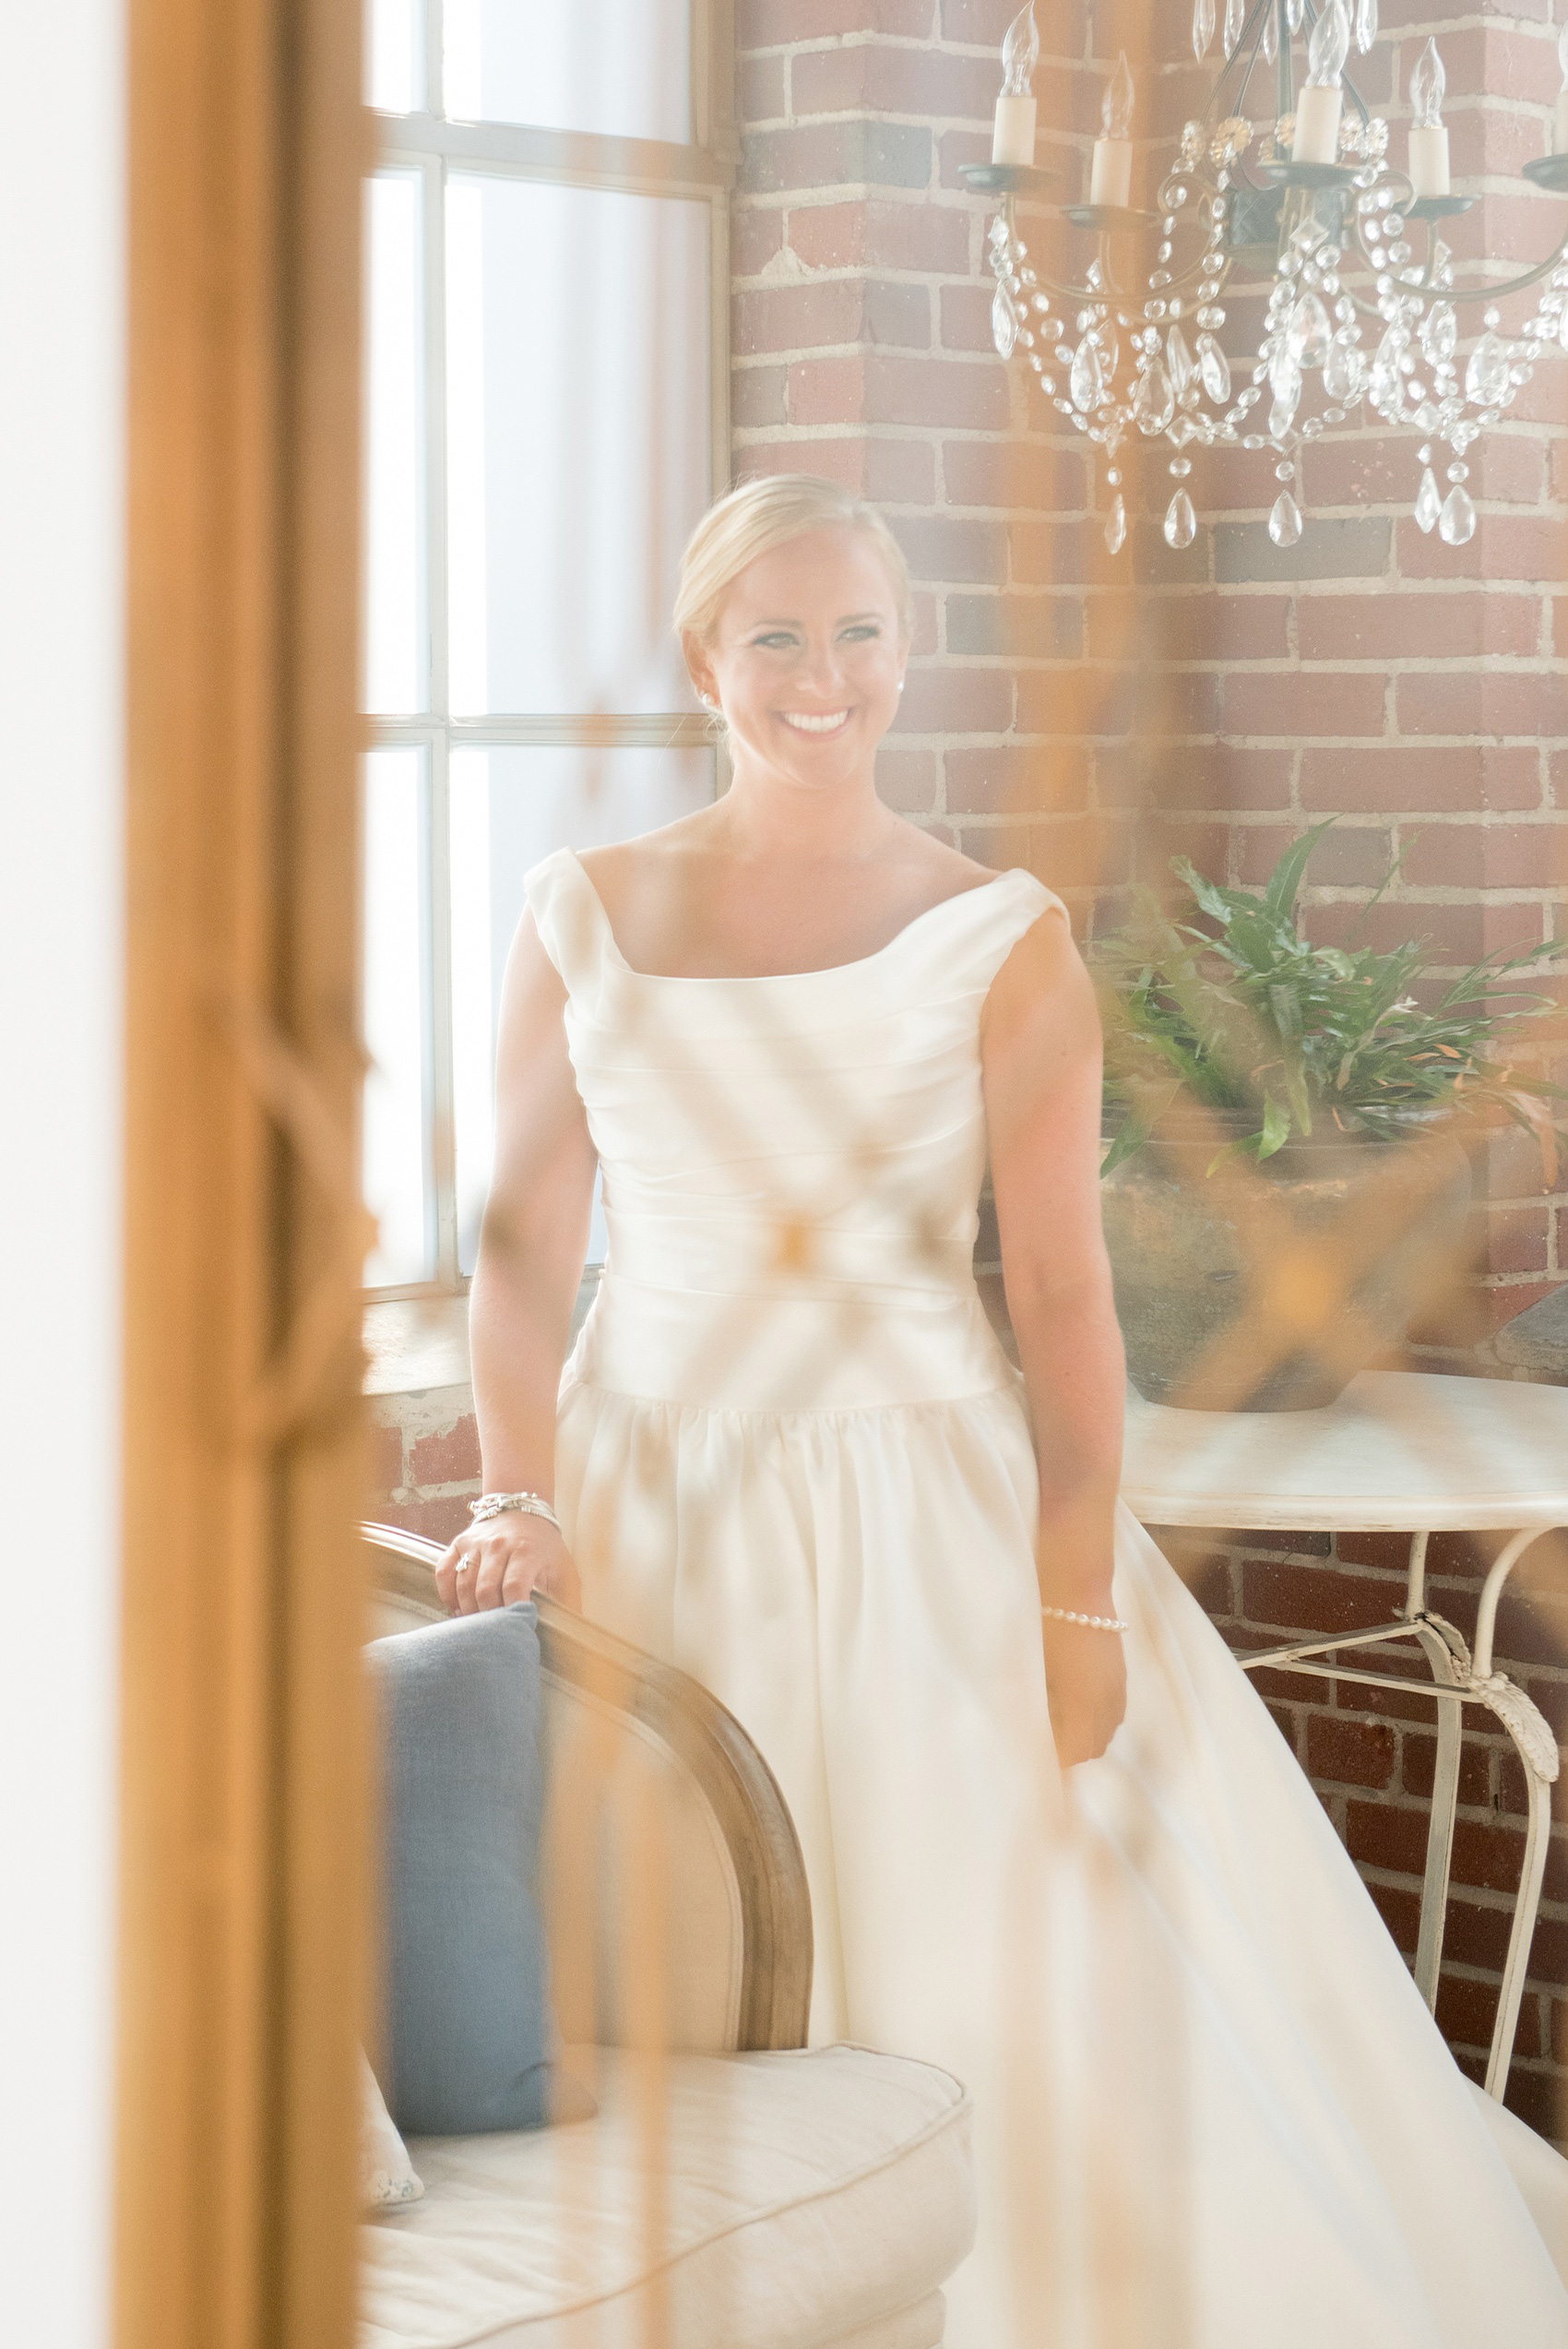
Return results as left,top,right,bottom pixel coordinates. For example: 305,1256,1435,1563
1099,1110,1472,1412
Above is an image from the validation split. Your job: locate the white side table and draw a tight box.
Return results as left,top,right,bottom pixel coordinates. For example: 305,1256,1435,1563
1122,1369,1568,2097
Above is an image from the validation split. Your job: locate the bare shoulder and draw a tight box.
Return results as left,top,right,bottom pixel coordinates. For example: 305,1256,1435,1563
983,891,1097,1054
576,810,715,885
880,817,994,900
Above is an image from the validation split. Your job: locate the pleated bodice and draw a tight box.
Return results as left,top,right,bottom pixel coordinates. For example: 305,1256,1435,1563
524,848,1060,1413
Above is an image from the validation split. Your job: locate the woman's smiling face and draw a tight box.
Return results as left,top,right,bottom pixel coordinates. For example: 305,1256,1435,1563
684,524,908,791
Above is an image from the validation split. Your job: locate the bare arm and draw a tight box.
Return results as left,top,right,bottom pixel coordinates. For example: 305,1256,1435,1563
437,911,597,1615
982,908,1127,1762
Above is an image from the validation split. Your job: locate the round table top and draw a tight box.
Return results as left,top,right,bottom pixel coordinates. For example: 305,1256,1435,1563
1121,1371,1568,1532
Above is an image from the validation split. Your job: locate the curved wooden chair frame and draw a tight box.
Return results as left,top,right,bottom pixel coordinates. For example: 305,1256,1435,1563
362,1522,814,2053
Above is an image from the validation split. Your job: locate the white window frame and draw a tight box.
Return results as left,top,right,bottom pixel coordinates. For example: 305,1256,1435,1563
366,0,735,1299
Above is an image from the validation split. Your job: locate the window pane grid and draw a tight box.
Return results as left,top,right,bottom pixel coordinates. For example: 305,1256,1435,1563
362,0,729,1298
362,748,436,1288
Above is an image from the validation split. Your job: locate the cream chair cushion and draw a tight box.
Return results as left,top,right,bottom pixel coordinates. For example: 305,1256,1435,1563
359,2044,974,2349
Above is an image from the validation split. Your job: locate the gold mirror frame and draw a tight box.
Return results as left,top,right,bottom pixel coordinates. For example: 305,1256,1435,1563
117,0,368,2340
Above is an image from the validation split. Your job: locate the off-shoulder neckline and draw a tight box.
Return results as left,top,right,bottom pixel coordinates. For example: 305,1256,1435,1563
558,846,1038,984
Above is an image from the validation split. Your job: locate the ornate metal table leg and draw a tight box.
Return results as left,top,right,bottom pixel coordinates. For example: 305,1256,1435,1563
1473,1525,1555,1682
1407,1525,1564,2092
1469,1672,1559,2097
1409,1613,1467,2011
1466,1526,1564,2093
1404,1529,1430,1619
1234,1521,1564,2095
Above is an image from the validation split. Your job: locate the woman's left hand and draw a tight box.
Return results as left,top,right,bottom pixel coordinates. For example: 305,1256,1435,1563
1040,1616,1127,1766
436,1512,583,1616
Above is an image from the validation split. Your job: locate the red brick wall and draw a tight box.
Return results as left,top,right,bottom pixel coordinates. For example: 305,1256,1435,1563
724,0,1568,2134
371,1393,481,1547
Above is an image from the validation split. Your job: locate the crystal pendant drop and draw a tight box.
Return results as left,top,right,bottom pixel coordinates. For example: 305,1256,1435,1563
1439,483,1477,545
1369,326,1405,412
1355,0,1377,54
1192,0,1215,61
1267,346,1301,437
1268,343,1302,407
1262,5,1277,62
1559,304,1568,354
1070,340,1105,412
1288,0,1304,24
992,285,1018,360
1105,493,1127,554
1167,323,1196,398
1323,337,1364,403
1224,0,1244,55
1419,302,1457,367
1164,488,1197,549
1134,359,1177,435
1268,490,1303,548
1465,330,1512,408
1197,334,1230,403
1413,466,1443,533
1287,291,1333,370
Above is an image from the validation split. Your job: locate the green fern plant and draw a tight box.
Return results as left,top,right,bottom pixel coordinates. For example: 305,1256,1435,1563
1095,821,1566,1179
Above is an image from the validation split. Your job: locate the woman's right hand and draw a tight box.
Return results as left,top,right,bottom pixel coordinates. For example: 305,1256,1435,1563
436,1510,583,1616
1040,1614,1127,1767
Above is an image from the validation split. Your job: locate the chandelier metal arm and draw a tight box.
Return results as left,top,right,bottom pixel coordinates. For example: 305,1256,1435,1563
1334,164,1568,318
1328,238,1568,322
1408,233,1568,312
1002,196,1229,311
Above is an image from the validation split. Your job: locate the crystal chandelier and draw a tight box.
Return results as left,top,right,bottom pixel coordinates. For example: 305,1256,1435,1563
965,1,1568,554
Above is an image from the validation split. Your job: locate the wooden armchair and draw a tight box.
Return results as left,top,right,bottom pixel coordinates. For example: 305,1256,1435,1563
359,1523,976,2349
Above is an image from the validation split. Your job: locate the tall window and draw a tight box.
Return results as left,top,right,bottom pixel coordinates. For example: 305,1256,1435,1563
361,0,733,1294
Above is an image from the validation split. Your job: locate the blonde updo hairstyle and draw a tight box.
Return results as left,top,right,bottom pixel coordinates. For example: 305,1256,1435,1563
673,472,914,654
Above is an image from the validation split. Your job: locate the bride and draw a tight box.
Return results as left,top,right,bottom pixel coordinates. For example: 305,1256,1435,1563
437,472,1568,2343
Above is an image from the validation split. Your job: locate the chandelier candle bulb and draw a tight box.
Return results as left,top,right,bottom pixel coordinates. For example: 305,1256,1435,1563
1408,127,1449,198
992,3,1039,164
1292,0,1350,164
1556,25,1568,156
992,94,1036,165
1090,50,1135,207
1408,39,1449,199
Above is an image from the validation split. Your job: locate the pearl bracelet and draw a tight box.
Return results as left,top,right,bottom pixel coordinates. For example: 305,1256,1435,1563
1040,1604,1129,1635
469,1491,560,1532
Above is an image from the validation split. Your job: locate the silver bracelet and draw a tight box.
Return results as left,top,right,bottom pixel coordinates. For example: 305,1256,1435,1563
469,1490,560,1532
1040,1604,1129,1635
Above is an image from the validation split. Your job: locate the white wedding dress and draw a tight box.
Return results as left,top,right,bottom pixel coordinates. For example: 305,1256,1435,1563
527,845,1568,2346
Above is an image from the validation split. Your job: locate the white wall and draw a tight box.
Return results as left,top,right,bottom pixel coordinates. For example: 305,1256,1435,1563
0,5,125,2343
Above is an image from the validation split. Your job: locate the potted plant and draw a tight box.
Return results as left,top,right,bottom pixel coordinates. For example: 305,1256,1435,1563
1093,823,1564,1412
